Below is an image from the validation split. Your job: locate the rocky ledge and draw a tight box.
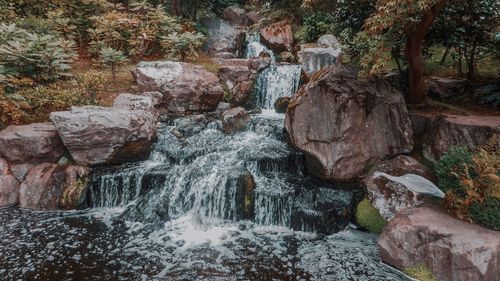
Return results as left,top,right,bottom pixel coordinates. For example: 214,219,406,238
379,206,500,281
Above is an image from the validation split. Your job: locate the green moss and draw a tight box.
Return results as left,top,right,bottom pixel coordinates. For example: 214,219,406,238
404,263,437,281
355,199,387,234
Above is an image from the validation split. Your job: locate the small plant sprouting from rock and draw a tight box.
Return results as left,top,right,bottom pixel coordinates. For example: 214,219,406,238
355,199,387,234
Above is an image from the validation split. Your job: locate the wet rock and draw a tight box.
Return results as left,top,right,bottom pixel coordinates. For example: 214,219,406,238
248,58,271,73
113,93,155,112
364,155,436,221
379,206,500,281
246,11,262,25
420,113,500,161
222,107,250,134
221,6,249,26
173,114,210,137
427,76,467,100
274,97,290,113
200,17,245,55
232,81,254,107
260,20,294,52
50,106,156,166
132,61,225,112
234,170,255,220
19,163,88,210
317,34,340,49
215,102,232,117
218,65,251,83
291,185,360,234
285,65,414,181
300,48,341,74
0,158,20,207
0,122,64,164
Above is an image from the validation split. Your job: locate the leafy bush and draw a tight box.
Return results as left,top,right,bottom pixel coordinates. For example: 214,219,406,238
161,32,206,61
71,70,108,100
100,47,127,80
0,24,75,84
437,136,500,228
296,12,335,43
355,199,387,234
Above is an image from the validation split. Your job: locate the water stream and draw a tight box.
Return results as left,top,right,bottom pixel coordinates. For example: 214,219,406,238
0,32,409,281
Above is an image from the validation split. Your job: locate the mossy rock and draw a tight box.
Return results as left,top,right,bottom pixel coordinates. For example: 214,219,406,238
404,263,437,281
355,199,387,234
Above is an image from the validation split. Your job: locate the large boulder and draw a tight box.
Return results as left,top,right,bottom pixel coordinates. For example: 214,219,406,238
427,76,468,100
19,163,88,210
0,158,20,207
50,106,156,166
260,20,294,52
200,17,245,56
218,65,251,84
300,47,341,74
132,61,225,112
418,113,500,161
0,122,64,164
285,65,414,181
364,155,436,221
113,93,156,112
379,206,500,281
221,6,249,26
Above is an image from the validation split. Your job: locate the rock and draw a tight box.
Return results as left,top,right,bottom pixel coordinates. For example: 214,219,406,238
215,102,231,117
274,97,290,113
113,93,155,112
379,206,500,281
246,11,261,25
260,20,294,52
59,165,90,210
50,106,156,166
317,34,340,48
232,81,254,107
234,170,255,220
222,107,250,134
364,155,436,221
248,58,271,73
213,58,250,67
173,114,210,137
19,163,88,210
142,91,163,106
218,65,251,83
278,51,295,63
214,52,236,59
10,163,34,182
300,48,341,74
291,185,360,234
132,61,225,112
0,123,64,164
420,113,500,161
0,158,19,207
427,76,468,100
200,17,245,55
221,6,249,26
285,65,414,181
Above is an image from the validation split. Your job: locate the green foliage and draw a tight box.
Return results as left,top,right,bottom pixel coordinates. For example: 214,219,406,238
296,13,335,43
435,146,475,194
0,24,75,84
470,197,500,231
404,263,437,281
71,70,108,100
355,199,387,234
161,31,205,61
100,47,127,79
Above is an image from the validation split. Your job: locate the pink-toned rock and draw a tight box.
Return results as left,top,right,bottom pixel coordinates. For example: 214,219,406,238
113,93,155,112
379,206,500,281
285,65,414,181
19,163,88,210
218,65,251,83
232,81,254,106
222,107,250,134
50,106,156,166
0,157,19,207
132,61,224,112
418,113,500,161
221,6,249,26
10,163,34,182
0,122,64,164
364,155,436,220
260,20,294,51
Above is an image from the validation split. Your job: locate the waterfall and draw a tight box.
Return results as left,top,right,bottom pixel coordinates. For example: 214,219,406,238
255,64,302,109
245,32,274,61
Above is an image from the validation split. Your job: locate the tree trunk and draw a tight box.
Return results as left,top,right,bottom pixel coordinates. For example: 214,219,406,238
171,0,181,17
406,38,426,104
440,47,449,65
404,0,448,104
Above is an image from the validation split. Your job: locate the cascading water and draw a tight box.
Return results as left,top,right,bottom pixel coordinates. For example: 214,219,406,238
0,30,409,281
